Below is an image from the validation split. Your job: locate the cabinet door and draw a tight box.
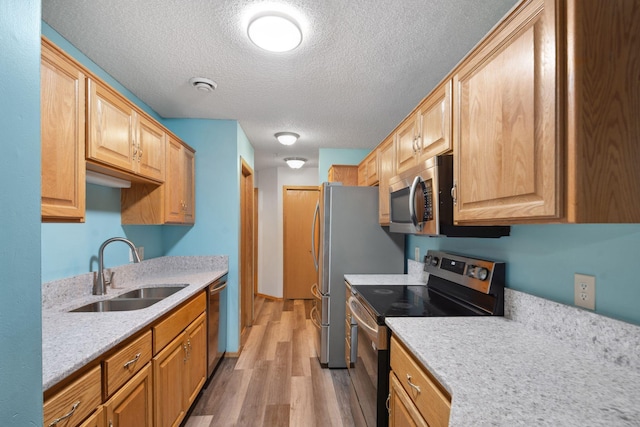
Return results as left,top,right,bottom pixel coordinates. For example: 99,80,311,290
104,363,153,427
43,366,102,427
40,40,86,222
87,79,136,172
184,313,207,408
153,332,187,427
78,406,105,427
417,80,451,162
453,0,559,223
389,372,428,427
182,147,196,224
396,114,418,174
365,151,379,186
357,163,367,186
137,114,166,182
378,136,395,225
165,137,185,223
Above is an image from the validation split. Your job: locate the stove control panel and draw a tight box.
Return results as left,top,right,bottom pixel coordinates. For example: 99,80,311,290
424,250,504,295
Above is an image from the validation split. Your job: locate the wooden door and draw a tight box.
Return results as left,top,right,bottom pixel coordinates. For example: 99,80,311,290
240,159,254,330
165,137,184,223
87,79,136,172
153,333,186,427
283,186,320,299
184,313,207,408
136,114,165,182
41,39,86,222
453,0,559,223
79,407,104,427
104,364,153,427
417,79,451,162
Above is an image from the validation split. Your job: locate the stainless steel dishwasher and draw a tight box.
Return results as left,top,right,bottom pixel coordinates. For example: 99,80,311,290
207,274,227,378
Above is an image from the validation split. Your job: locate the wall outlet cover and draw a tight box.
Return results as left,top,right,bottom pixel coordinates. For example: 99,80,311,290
574,273,595,310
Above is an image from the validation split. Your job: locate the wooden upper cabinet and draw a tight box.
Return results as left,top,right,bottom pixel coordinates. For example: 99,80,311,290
378,136,396,225
87,78,165,184
328,165,358,185
416,80,452,162
136,114,166,182
357,162,367,186
395,114,419,175
40,38,86,222
165,137,195,224
453,0,559,223
365,151,379,186
87,78,136,173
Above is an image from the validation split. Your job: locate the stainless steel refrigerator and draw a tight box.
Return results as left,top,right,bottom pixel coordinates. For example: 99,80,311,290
310,183,404,368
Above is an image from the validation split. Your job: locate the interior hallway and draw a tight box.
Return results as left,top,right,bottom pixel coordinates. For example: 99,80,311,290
184,298,363,427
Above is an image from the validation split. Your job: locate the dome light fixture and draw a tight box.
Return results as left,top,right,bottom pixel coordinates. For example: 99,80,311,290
275,132,299,146
284,157,306,169
189,77,217,92
248,13,302,52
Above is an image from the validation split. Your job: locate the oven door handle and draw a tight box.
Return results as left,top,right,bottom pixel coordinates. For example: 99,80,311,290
348,296,379,340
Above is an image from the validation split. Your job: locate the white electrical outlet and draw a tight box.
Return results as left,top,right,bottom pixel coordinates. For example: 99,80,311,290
414,247,420,262
574,273,595,310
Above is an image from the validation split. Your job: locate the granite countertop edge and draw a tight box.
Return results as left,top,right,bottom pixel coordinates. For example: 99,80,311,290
42,256,228,391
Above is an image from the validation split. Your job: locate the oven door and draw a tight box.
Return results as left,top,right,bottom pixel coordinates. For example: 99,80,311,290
347,296,389,427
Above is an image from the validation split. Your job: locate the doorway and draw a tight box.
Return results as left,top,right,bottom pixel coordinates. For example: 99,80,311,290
283,186,320,299
240,158,254,332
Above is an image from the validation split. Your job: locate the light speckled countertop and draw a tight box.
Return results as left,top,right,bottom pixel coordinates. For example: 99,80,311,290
42,256,228,391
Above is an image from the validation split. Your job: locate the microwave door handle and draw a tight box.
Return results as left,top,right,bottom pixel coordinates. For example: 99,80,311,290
311,201,319,271
409,176,422,230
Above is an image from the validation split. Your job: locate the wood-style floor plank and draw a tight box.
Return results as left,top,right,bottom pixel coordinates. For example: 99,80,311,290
186,297,360,426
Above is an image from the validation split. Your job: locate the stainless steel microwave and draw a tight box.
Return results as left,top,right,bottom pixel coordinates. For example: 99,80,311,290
388,155,510,238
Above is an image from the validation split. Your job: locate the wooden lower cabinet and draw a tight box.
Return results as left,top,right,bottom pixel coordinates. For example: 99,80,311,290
78,407,104,427
389,372,428,427
153,312,207,427
104,363,153,427
389,336,451,427
43,365,102,427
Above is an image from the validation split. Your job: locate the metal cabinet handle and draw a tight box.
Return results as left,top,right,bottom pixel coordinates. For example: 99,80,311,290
451,182,457,206
183,343,188,362
48,400,80,426
311,201,319,271
309,306,322,329
406,374,421,394
123,352,141,369
386,394,391,413
187,339,192,360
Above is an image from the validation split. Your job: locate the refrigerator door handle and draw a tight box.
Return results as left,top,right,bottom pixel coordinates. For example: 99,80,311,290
311,200,320,271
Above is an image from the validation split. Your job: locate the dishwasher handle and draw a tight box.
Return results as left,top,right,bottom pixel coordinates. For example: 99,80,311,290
209,275,228,295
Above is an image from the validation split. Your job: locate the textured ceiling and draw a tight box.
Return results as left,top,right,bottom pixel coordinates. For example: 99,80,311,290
42,0,519,171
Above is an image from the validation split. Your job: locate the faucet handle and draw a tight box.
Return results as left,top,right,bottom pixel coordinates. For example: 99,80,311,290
103,269,114,287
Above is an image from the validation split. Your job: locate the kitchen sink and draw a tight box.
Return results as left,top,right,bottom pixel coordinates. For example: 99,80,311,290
69,285,188,312
113,285,187,299
70,298,163,312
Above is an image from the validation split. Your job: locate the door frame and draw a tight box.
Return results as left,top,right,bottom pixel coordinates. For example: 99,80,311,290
240,158,254,332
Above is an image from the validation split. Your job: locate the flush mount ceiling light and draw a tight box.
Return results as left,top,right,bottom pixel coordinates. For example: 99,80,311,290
189,77,217,93
275,132,299,146
247,13,302,52
284,157,306,169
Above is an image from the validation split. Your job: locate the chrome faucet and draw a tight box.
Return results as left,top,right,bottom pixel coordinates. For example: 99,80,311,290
94,237,141,295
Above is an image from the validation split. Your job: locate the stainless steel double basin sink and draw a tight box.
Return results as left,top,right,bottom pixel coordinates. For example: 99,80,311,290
70,285,187,312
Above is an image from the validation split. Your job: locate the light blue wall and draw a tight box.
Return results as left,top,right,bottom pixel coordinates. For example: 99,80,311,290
408,224,640,326
41,185,164,282
318,148,370,183
0,0,43,425
162,119,254,353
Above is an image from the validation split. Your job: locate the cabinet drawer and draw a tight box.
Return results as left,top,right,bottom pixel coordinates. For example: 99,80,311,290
104,330,152,397
44,365,102,427
153,291,206,354
390,336,450,427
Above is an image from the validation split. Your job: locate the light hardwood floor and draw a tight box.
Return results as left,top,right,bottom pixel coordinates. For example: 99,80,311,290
184,298,364,427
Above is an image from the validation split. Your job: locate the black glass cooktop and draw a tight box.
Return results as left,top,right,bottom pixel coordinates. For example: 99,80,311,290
352,284,478,324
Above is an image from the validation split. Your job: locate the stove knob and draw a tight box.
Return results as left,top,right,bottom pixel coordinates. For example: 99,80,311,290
424,255,432,266
430,256,439,266
475,267,489,281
